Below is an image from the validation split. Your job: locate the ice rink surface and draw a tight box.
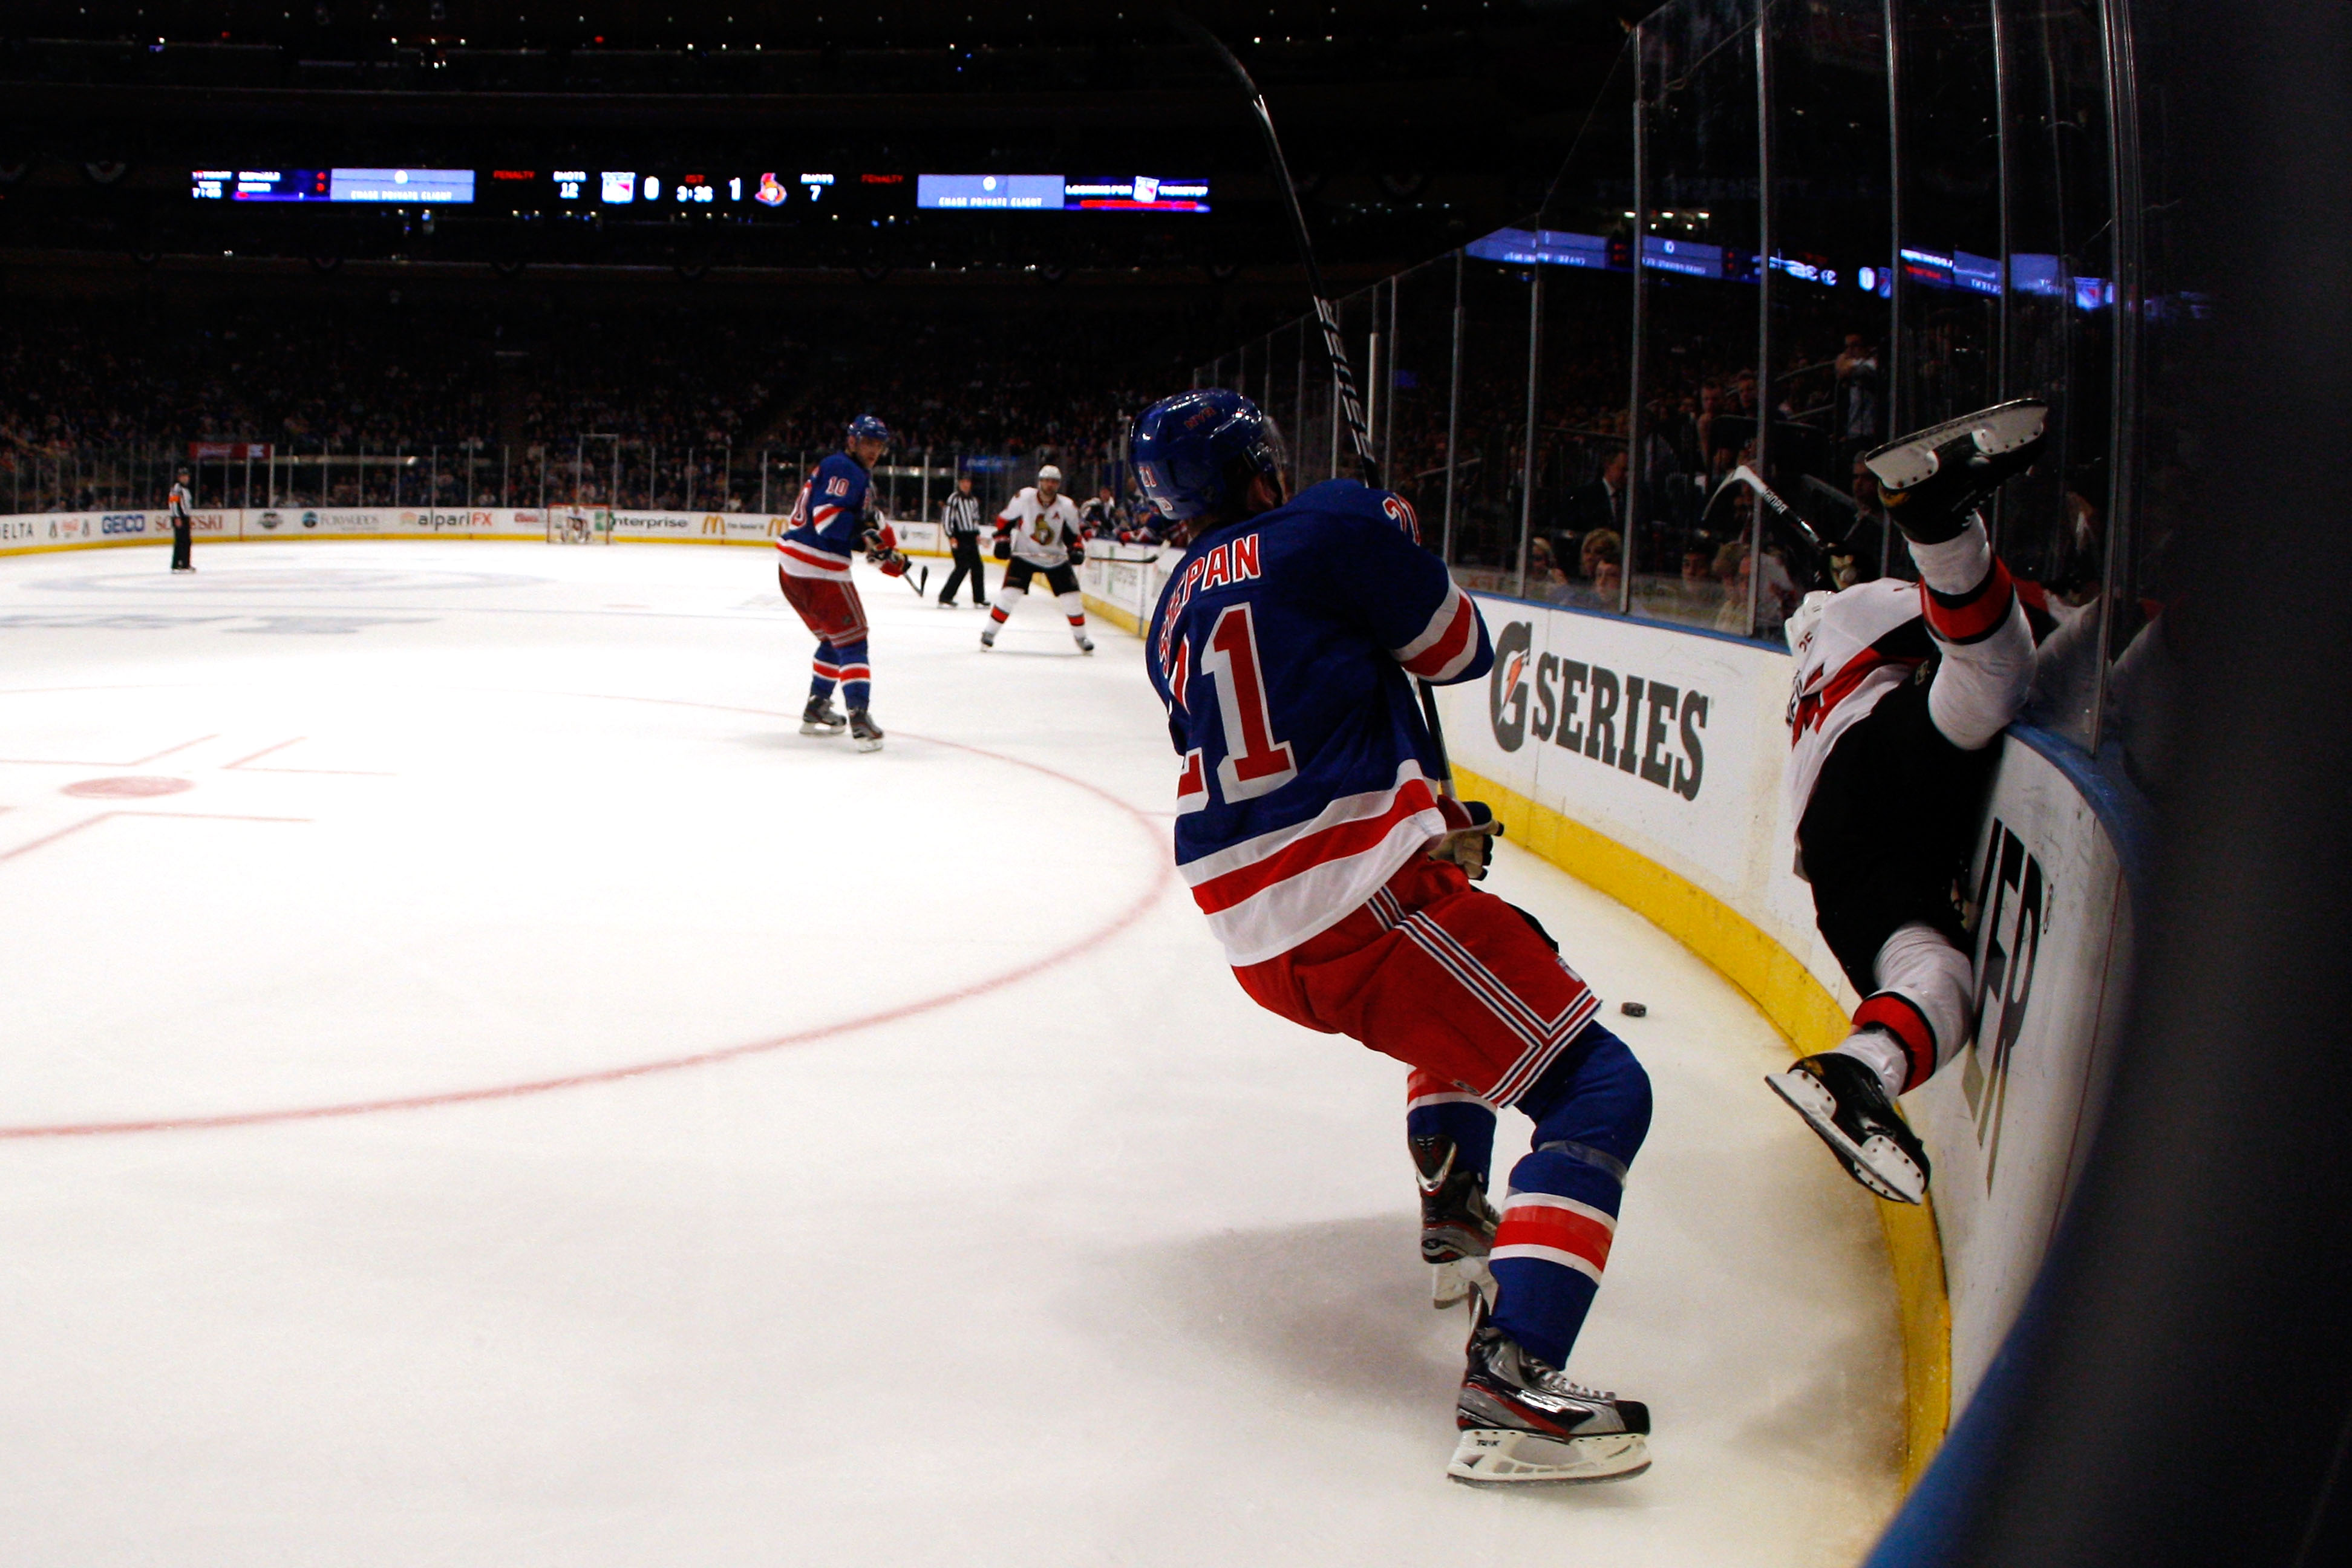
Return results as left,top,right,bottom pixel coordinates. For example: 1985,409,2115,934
0,541,1902,1566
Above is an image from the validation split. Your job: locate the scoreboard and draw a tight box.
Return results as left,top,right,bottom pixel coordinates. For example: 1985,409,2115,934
191,168,477,203
191,165,1207,217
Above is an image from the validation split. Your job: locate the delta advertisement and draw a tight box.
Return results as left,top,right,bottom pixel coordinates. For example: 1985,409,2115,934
1436,593,2138,1416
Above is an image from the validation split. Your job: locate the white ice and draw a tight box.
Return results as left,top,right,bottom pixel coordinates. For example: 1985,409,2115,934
0,541,1902,1566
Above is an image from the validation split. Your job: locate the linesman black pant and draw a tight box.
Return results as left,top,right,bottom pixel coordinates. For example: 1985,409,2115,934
940,537,987,604
171,520,192,570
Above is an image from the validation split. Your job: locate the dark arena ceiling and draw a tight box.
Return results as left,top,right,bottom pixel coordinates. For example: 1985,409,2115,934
0,1,1653,360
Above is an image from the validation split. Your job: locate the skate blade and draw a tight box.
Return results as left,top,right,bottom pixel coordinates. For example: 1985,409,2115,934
1448,1428,1649,1486
1866,400,2048,489
799,722,845,736
1764,1071,1926,1204
1431,1256,1495,1310
855,736,884,753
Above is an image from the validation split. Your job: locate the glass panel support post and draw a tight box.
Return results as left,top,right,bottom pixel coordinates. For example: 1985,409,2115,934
2089,0,2145,752
1883,0,1906,580
1623,22,1650,617
1442,249,1465,564
1749,1,1775,639
1515,267,1543,601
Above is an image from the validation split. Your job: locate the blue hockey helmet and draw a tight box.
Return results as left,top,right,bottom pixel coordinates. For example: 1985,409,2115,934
1131,388,1282,522
846,414,892,445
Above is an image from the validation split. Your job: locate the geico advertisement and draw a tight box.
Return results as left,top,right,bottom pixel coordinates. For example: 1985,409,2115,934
1916,734,2134,1406
1442,596,1785,890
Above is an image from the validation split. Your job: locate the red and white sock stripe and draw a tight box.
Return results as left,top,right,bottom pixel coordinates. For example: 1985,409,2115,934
1490,1191,1616,1284
1406,1065,1491,1114
1921,558,2019,645
1854,991,1938,1094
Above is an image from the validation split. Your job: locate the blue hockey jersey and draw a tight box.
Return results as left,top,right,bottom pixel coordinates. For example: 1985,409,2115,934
777,452,873,580
1144,480,1492,965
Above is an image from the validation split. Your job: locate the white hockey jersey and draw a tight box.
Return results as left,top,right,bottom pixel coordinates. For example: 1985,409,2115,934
1784,523,2033,826
996,488,1085,567
1784,578,1927,825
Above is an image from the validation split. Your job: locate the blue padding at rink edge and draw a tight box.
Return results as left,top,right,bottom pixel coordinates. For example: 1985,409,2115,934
2007,725,2157,904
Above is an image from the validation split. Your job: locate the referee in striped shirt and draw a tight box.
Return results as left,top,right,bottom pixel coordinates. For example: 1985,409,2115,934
937,474,987,607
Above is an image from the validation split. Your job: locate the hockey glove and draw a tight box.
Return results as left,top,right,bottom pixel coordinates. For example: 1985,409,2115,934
878,550,910,577
1428,797,1504,880
991,534,1012,562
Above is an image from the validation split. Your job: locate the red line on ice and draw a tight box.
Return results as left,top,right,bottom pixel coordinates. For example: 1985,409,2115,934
0,690,1177,1140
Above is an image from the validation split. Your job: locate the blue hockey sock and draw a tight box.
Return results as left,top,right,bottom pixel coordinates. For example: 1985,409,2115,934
1487,1024,1651,1370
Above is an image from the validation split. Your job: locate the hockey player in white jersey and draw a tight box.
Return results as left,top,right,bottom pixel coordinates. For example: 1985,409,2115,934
981,463,1094,653
1766,399,2045,1203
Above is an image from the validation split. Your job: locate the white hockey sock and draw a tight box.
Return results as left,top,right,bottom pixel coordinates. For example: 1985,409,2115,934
989,583,1025,621
1057,590,1088,633
1907,518,1994,596
1829,1028,1910,1102
1846,921,1976,1094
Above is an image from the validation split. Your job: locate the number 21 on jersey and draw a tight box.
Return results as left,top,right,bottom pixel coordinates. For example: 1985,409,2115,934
1174,601,1297,811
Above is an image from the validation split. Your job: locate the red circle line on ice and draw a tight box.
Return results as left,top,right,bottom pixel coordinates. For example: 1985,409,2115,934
0,686,1178,1140
62,776,195,799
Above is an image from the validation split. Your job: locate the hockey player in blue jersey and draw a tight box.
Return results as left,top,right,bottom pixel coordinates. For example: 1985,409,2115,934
1134,388,1656,1486
776,414,910,752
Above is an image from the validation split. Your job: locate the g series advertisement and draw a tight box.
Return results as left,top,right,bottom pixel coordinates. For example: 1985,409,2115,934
1437,596,1808,943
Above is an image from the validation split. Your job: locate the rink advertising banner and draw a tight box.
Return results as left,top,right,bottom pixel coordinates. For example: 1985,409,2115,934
0,507,796,554
1915,733,2134,1408
1441,597,1812,950
1436,593,2139,1422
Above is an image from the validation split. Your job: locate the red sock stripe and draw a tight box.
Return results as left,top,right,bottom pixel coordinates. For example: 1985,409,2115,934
812,662,841,679
989,607,1010,624
1067,615,1086,626
838,665,872,682
1493,1203,1615,1273
1921,559,2017,645
1406,1066,1462,1100
1855,991,1937,1093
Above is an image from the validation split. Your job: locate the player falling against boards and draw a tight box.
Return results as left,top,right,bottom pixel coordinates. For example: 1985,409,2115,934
1133,388,1655,1487
1765,399,2046,1203
980,463,1094,653
774,414,914,753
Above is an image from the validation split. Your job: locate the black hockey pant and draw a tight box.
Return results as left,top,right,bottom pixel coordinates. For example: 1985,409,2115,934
940,538,986,604
171,520,192,570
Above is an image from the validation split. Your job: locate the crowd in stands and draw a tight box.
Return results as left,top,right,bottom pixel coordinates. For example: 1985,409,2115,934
0,302,1186,514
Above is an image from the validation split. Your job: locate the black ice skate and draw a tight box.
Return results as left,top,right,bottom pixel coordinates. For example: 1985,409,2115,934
1765,1051,1932,1204
848,708,884,753
1864,398,2048,543
1074,632,1096,654
979,623,998,649
1450,1326,1651,1485
800,696,848,736
1413,1133,1499,1310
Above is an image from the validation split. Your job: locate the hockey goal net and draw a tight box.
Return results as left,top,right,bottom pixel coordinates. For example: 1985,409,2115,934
546,505,613,544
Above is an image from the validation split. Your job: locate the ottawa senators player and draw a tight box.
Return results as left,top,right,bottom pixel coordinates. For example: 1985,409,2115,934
1765,400,2047,1202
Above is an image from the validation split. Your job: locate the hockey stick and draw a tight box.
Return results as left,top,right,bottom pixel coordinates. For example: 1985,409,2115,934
1175,11,1458,792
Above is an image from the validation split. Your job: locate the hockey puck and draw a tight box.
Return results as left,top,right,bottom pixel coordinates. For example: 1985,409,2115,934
1619,1002,1648,1018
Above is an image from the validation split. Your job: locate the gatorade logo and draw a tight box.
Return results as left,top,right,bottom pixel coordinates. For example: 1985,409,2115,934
1488,620,1534,752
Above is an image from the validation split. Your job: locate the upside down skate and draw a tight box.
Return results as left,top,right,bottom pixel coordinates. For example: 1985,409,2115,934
1864,398,2048,543
1413,1132,1499,1310
1765,1050,1932,1204
1449,1325,1651,1485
